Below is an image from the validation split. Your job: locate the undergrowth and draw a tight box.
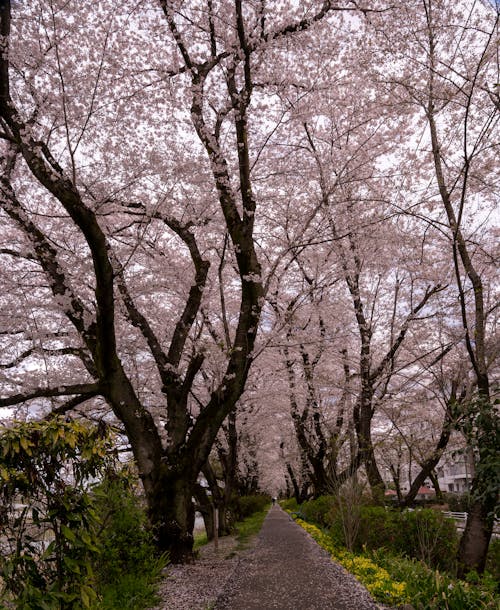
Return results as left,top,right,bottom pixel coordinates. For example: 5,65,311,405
90,475,168,610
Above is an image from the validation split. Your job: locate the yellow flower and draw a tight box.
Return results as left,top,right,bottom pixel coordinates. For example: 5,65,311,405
294,518,409,605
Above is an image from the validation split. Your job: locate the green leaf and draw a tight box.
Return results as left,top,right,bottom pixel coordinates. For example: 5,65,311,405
19,435,32,455
61,524,76,542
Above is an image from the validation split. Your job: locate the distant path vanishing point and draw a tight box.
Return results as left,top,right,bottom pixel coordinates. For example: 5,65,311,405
214,505,381,610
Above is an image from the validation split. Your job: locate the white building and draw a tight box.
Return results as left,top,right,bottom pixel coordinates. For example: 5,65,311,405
436,449,475,494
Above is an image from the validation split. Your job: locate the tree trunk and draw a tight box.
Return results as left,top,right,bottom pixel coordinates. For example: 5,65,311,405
424,8,496,574
355,400,385,504
428,471,444,503
194,483,214,540
147,468,196,563
286,462,310,504
457,497,494,578
400,409,452,508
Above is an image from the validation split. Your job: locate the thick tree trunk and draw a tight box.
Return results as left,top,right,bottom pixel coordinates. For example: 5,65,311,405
286,462,310,504
457,498,494,578
424,14,496,575
456,402,498,576
355,400,385,504
147,468,196,563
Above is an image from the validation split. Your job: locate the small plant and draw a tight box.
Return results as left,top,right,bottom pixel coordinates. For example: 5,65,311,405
334,478,365,551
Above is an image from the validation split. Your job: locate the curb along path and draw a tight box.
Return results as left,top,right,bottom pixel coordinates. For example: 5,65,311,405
214,505,380,610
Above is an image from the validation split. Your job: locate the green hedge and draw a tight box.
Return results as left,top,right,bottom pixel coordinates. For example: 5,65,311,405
300,495,336,527
296,498,460,572
279,497,299,512
344,507,459,571
232,494,271,520
91,475,168,609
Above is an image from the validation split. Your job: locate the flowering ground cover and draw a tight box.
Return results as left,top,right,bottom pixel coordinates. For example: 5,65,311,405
294,518,408,606
292,515,499,609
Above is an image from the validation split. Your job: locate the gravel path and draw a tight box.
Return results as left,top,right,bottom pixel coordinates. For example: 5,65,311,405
214,505,382,610
152,534,240,610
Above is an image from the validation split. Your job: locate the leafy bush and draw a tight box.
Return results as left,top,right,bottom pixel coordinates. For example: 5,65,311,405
300,496,458,571
279,497,299,512
444,492,472,512
300,495,335,527
91,473,168,609
363,508,458,571
485,538,500,582
354,506,397,551
0,418,114,609
397,509,458,572
232,494,270,520
370,549,499,610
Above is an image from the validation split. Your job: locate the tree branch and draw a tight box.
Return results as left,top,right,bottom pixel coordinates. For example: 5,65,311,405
0,383,102,408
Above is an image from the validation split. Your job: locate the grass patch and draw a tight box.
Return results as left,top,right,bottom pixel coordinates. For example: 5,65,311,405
194,531,209,550
96,565,165,610
234,505,270,549
192,504,270,559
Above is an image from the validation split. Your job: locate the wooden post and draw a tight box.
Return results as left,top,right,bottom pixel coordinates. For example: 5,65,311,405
214,507,219,552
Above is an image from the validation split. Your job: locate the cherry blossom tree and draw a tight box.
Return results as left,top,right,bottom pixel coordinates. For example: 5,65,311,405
1,0,390,562
373,0,499,574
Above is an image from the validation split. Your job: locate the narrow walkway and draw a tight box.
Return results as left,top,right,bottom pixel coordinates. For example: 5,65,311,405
215,505,381,610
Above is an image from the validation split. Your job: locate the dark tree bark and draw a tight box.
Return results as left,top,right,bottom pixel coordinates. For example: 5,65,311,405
399,401,454,508
428,471,444,504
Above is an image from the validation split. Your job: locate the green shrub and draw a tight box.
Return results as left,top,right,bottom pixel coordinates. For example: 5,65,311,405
486,538,500,582
91,474,168,609
355,506,397,551
355,507,458,571
232,494,270,520
0,419,114,609
279,497,299,511
370,549,499,610
309,497,459,573
397,509,458,572
444,492,472,512
300,495,335,527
